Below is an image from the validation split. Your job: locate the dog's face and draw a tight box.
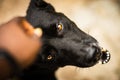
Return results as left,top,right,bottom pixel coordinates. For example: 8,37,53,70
26,0,109,69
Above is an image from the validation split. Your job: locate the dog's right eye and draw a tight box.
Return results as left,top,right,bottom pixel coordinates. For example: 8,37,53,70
57,24,63,32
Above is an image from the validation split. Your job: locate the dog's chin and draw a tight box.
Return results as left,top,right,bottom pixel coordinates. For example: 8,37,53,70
75,61,98,68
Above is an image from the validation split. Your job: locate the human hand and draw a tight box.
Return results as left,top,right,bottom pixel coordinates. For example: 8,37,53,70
0,17,42,69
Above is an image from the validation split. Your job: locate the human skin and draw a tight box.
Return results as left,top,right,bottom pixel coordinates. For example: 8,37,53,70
0,17,42,79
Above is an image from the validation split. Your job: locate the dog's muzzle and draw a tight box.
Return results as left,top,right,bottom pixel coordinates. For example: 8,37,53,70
80,42,111,65
89,43,111,64
42,42,111,67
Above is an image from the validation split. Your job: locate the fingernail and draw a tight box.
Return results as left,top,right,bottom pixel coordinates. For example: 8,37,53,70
34,28,42,37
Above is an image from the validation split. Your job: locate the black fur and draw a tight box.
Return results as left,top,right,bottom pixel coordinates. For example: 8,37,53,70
20,0,102,80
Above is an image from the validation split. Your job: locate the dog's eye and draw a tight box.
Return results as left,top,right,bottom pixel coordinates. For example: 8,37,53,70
57,24,63,32
47,55,53,60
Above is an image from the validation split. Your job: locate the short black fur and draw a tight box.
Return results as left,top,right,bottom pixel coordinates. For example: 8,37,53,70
20,0,102,80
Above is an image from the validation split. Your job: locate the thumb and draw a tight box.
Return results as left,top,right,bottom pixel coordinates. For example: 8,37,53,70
21,18,43,38
34,28,43,38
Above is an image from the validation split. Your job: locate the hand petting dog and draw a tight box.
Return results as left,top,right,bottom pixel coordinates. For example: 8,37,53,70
0,17,42,80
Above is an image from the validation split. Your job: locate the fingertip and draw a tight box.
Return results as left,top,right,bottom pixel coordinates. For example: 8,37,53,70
34,28,43,38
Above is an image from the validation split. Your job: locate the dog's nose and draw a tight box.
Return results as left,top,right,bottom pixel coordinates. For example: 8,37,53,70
85,43,101,61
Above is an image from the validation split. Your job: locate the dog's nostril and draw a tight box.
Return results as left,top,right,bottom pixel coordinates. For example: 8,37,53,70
90,43,101,54
94,48,101,57
87,43,100,53
94,46,100,53
92,45,102,61
85,43,101,60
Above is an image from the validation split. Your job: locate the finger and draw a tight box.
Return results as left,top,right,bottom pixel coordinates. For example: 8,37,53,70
34,28,42,37
21,19,35,37
21,18,43,38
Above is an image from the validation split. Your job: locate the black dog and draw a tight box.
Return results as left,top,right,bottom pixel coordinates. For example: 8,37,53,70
20,0,103,80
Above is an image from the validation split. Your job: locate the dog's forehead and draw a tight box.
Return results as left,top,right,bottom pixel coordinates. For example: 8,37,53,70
32,12,66,25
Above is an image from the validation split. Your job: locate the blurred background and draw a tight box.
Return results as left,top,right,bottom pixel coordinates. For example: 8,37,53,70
0,0,120,80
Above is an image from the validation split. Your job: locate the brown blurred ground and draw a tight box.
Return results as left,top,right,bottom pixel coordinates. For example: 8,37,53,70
0,0,120,80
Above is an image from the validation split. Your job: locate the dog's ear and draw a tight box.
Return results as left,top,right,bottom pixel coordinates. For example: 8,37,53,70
27,0,55,12
26,0,56,27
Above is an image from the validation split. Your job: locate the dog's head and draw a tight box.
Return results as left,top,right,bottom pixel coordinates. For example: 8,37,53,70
26,0,110,69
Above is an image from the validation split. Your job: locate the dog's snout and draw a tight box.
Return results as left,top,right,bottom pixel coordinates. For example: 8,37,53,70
84,43,101,61
90,43,101,61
